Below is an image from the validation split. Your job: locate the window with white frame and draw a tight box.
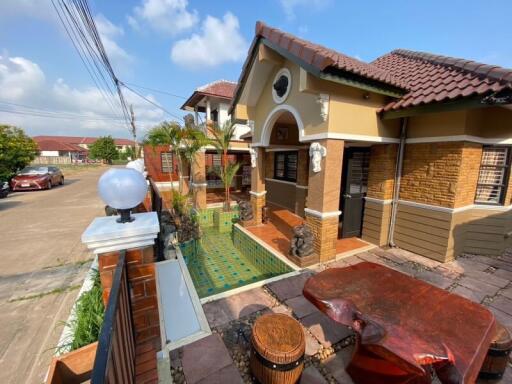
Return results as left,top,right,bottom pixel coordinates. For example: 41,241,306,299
475,146,510,204
160,152,173,173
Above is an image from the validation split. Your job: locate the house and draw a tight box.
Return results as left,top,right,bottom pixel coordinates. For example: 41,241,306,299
33,135,136,153
144,80,252,203
34,138,88,161
229,21,512,264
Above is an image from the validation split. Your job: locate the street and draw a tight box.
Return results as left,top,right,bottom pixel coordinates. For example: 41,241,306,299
0,166,106,384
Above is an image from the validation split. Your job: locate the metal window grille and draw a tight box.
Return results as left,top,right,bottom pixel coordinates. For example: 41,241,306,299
274,151,298,182
475,146,510,204
160,152,173,173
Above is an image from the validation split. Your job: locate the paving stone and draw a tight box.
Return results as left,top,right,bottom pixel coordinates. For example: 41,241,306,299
266,271,314,301
323,348,355,384
493,268,512,281
386,262,417,277
203,288,275,328
181,334,233,384
196,363,243,384
458,276,501,297
354,252,388,266
500,287,512,301
340,255,364,266
461,270,509,288
301,312,352,348
325,259,348,269
415,269,454,290
370,248,406,264
452,285,487,303
487,306,512,331
299,365,328,384
387,248,441,269
270,304,293,315
489,296,512,316
304,330,322,356
286,295,319,319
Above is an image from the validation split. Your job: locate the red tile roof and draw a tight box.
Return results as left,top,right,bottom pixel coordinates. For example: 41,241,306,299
231,21,512,116
181,80,237,110
372,49,512,112
36,139,87,152
33,135,135,146
255,22,406,89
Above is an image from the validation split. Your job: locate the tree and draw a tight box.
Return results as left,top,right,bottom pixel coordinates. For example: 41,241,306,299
210,122,240,211
0,125,38,181
88,136,119,164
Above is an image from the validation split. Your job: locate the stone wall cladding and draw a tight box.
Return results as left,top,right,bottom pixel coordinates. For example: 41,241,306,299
455,143,482,208
400,142,465,208
367,144,397,200
251,194,266,225
305,214,338,262
98,246,161,348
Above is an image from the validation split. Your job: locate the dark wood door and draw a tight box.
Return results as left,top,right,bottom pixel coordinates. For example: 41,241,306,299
340,148,370,238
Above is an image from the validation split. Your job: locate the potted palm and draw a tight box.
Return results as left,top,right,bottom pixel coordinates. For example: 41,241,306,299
210,122,241,232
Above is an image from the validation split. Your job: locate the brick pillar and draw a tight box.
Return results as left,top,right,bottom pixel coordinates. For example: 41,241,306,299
98,246,161,348
192,150,207,209
250,147,266,225
305,140,344,262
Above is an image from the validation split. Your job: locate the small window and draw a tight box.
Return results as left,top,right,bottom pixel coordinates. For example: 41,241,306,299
274,151,298,182
475,146,511,205
160,152,173,173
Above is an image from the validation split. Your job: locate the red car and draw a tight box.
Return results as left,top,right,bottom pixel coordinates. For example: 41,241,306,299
11,166,64,191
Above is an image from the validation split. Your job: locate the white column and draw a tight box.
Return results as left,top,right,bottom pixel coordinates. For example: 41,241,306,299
194,106,199,126
205,98,211,122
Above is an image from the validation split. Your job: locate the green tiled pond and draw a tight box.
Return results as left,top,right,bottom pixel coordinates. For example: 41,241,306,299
179,214,293,298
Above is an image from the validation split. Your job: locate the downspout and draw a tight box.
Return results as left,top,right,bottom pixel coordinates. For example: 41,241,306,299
388,117,408,247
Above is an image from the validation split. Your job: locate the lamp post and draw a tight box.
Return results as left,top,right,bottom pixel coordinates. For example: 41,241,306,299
98,168,148,223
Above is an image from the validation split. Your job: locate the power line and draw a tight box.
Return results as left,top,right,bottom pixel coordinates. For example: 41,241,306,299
122,82,188,100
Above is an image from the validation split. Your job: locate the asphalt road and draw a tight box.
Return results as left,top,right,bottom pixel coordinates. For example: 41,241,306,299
0,166,106,384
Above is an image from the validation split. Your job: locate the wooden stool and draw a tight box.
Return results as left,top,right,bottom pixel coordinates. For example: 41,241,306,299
250,313,305,384
479,321,512,381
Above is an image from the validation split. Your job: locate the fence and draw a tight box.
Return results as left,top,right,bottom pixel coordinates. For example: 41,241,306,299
32,156,73,164
91,251,136,384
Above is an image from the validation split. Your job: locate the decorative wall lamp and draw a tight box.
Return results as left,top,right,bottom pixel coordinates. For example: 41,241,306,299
98,168,148,223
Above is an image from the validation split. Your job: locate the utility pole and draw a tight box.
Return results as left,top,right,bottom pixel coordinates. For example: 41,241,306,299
129,104,138,159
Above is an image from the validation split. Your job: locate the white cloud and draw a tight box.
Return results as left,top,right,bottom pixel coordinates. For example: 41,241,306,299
95,14,134,75
130,0,198,35
170,12,248,69
0,54,165,137
280,0,329,20
0,55,45,101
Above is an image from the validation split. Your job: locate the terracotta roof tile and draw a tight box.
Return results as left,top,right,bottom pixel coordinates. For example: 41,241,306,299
181,80,237,110
372,49,512,112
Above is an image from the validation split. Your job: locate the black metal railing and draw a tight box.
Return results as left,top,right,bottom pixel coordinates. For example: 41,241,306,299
91,251,135,384
148,177,165,261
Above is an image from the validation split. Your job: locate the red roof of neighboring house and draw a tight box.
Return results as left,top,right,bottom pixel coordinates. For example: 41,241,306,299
33,135,135,146
181,80,237,111
231,21,512,115
36,139,87,152
372,49,512,112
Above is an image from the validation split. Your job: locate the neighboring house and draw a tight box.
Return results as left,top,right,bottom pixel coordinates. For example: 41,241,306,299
33,135,136,153
35,138,88,161
230,21,512,263
145,80,252,199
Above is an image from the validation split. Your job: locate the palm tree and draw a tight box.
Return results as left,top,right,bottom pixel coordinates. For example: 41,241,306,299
210,122,240,211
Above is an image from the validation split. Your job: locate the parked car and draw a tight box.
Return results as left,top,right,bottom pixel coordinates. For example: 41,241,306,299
11,166,64,191
0,181,9,198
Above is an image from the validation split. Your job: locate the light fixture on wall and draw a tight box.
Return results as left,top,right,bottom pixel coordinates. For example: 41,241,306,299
363,92,370,100
98,168,148,223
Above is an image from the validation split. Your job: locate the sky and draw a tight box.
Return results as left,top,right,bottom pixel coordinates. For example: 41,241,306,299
0,0,511,140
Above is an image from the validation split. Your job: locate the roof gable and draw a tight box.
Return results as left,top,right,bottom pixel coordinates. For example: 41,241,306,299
181,80,237,110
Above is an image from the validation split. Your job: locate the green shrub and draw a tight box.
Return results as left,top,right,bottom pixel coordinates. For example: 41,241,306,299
67,270,105,351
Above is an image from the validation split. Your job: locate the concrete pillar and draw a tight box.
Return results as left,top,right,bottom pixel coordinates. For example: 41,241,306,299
192,150,207,210
250,147,266,225
194,106,199,126
304,139,344,262
205,98,211,123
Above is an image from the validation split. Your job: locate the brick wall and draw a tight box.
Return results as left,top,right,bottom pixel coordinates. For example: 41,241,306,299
143,144,179,183
305,214,338,262
367,144,397,200
98,247,161,349
455,143,482,208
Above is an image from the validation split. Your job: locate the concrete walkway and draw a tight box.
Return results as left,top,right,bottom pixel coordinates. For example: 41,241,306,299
0,166,106,384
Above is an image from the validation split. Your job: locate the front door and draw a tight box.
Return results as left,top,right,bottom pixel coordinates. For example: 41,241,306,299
340,148,370,238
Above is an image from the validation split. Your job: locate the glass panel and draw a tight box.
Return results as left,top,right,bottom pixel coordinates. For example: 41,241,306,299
475,146,509,204
161,152,173,173
286,153,297,180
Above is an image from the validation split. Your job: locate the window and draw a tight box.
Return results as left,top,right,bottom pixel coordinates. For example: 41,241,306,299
160,152,173,173
475,146,511,205
274,151,298,182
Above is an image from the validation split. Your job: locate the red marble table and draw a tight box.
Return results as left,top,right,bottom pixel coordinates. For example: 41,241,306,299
303,262,496,384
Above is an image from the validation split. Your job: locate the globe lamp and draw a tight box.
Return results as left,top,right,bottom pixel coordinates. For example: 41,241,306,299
98,168,147,223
